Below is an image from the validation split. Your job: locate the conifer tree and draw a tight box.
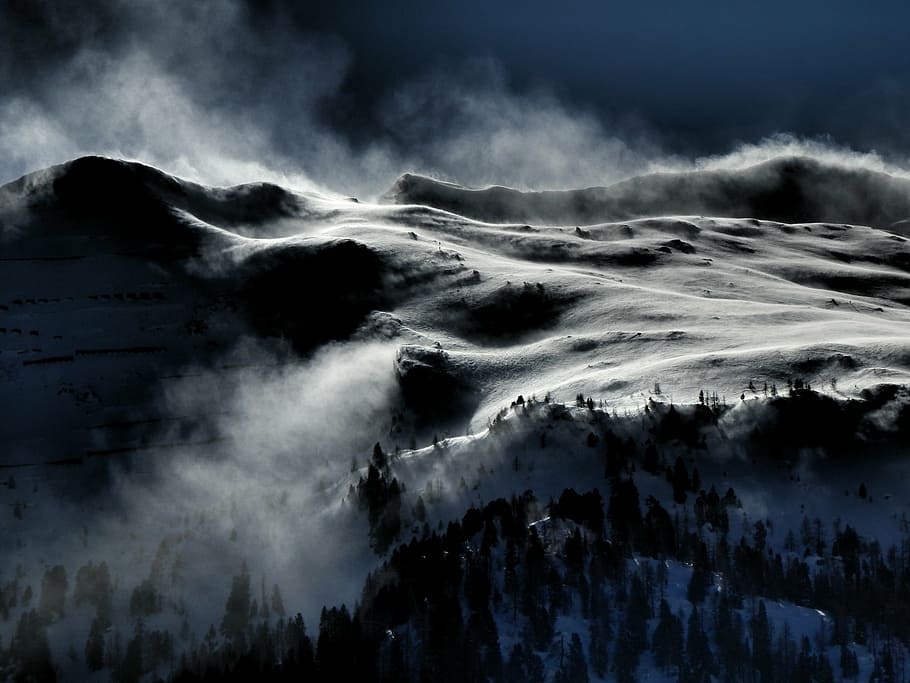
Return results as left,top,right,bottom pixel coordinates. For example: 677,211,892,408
221,564,252,648
652,599,683,675
672,457,690,504
751,600,773,682
685,606,714,681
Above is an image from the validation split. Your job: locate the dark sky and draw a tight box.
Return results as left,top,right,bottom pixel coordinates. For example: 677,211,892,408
2,0,909,193
290,0,910,153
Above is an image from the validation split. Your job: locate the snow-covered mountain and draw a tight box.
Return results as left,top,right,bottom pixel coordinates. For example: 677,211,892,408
384,157,910,230
4,155,910,463
2,155,910,682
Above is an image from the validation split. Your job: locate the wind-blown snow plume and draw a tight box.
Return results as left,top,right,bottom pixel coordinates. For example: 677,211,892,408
3,338,402,639
6,1,905,201
115,338,400,621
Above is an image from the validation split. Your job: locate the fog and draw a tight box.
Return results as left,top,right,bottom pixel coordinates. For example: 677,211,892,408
124,338,400,616
0,338,403,659
667,132,910,179
3,0,906,202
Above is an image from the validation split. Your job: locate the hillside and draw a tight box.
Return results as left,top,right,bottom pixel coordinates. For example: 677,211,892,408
2,155,910,682
383,157,910,230
4,156,910,464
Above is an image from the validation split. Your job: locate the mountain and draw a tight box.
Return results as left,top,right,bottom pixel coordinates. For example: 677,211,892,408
2,155,910,682
0,157,406,462
384,156,910,230
4,155,910,464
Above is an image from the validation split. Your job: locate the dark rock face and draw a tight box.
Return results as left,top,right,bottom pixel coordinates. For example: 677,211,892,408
235,239,389,354
395,346,480,430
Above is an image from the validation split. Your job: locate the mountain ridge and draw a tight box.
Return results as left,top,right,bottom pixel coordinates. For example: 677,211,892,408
4,154,910,682
383,156,910,230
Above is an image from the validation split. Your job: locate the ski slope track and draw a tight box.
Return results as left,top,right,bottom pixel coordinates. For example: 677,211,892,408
3,155,910,466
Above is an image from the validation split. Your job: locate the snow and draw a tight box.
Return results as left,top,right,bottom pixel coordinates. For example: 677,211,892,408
5,155,910,466
2,154,910,679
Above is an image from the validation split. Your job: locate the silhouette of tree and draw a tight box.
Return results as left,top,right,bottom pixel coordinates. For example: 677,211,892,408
652,599,683,675
221,564,252,648
672,457,690,504
37,564,67,623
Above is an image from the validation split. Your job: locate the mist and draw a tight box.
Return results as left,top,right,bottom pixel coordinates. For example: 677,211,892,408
128,338,400,611
4,0,908,203
0,36,660,197
0,337,404,660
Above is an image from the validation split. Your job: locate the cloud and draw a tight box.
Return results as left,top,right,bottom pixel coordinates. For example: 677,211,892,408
0,0,663,198
670,132,910,178
862,387,910,436
4,0,909,203
0,45,336,193
117,338,401,618
374,58,661,191
0,0,350,192
1,337,402,638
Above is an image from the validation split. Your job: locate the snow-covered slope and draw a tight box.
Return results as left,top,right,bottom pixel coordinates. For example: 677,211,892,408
4,155,910,466
383,156,910,230
3,154,910,681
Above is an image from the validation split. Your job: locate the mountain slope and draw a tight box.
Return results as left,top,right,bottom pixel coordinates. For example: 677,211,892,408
3,155,910,682
383,156,910,230
4,156,910,466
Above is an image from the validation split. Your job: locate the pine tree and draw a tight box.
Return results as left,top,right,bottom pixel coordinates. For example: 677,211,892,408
625,574,651,652
285,613,315,677
221,564,252,648
839,642,859,680
613,625,638,683
129,578,161,619
715,590,746,680
270,583,286,618
556,632,589,683
652,599,683,675
85,615,105,671
117,620,144,683
607,476,641,549
686,540,712,604
11,609,55,682
504,643,524,683
613,571,651,682
588,619,609,678
372,441,387,470
414,495,427,523
685,606,714,681
794,636,813,683
751,600,773,682
317,605,359,681
37,564,68,623
672,457,690,504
